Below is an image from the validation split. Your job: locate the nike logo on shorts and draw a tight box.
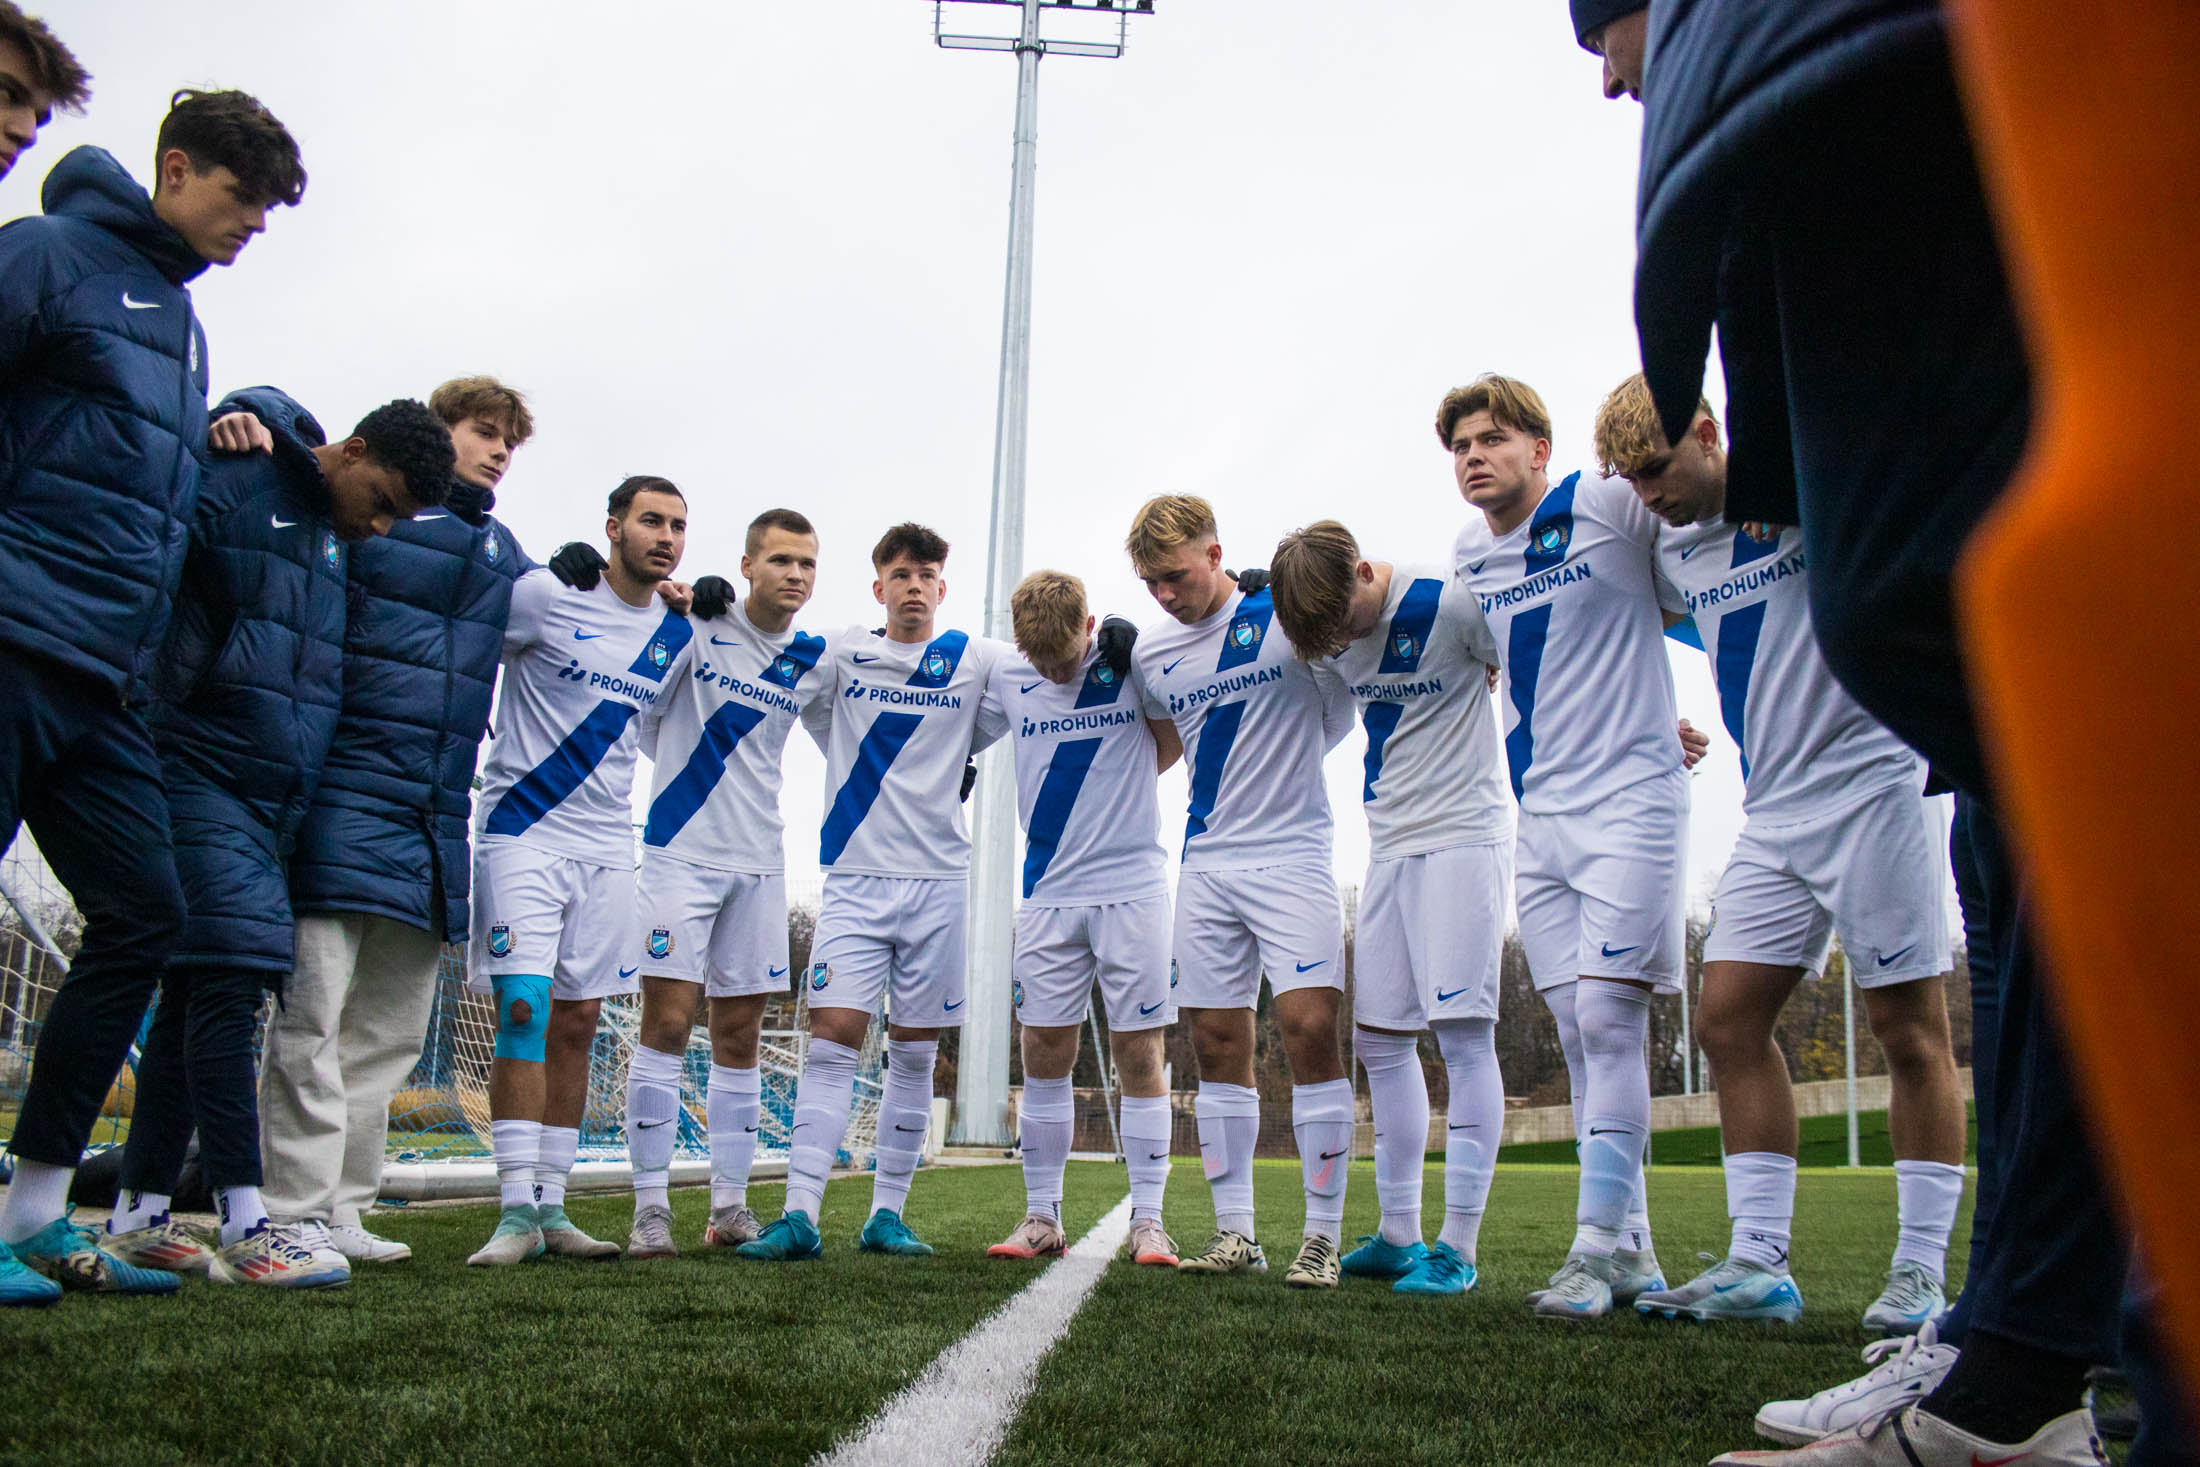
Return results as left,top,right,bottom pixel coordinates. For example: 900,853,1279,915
1875,943,1918,968
1138,1001,1163,1016
1295,960,1326,973
768,966,788,978
1435,986,1468,1002
1599,942,1639,958
943,999,964,1012
619,966,639,979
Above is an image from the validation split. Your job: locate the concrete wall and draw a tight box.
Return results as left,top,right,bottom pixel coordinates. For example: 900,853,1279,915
1474,1068,1971,1151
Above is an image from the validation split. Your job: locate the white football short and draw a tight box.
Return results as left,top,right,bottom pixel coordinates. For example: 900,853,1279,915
806,873,968,1026
634,851,791,998
1514,768,1687,994
1013,893,1174,1032
1707,780,1949,987
467,839,639,1000
1353,839,1511,1029
1171,862,1344,1010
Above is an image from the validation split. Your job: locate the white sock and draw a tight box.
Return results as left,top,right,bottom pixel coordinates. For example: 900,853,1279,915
1892,1159,1966,1281
1194,1081,1259,1238
871,1038,937,1219
109,1188,170,1235
1355,1029,1426,1246
1725,1151,1798,1269
536,1124,580,1211
1119,1093,1171,1222
1624,1171,1654,1256
491,1118,542,1210
625,1043,684,1212
1018,1074,1074,1223
1571,981,1651,1258
707,1063,762,1210
215,1185,267,1248
1435,1019,1501,1262
0,1157,72,1243
785,1036,861,1219
1292,1077,1355,1243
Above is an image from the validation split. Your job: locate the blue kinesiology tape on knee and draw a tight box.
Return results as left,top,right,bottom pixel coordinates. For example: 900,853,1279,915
492,974,553,1062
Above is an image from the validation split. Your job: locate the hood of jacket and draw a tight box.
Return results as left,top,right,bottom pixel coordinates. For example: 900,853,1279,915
42,145,210,288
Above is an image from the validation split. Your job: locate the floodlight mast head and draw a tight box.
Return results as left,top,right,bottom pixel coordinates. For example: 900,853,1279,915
933,0,1151,57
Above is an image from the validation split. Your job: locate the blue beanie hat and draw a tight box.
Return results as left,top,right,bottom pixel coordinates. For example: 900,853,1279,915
1569,0,1645,50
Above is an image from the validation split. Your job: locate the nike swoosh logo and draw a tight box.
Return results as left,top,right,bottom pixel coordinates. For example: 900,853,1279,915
743,1125,759,1133
852,654,880,664
1294,960,1326,973
574,630,604,641
1435,986,1468,1002
1020,681,1043,694
710,636,740,646
1466,558,1488,574
1712,1278,1751,1294
270,516,299,529
1138,1001,1163,1016
1599,942,1639,957
1875,943,1918,968
636,1118,670,1130
122,292,161,310
1588,1127,1627,1136
943,999,964,1012
618,966,639,979
1678,541,1704,562
1148,1151,1169,1161
1319,1149,1346,1160
894,1124,925,1133
1448,1123,1476,1131
768,966,787,978
1161,657,1187,675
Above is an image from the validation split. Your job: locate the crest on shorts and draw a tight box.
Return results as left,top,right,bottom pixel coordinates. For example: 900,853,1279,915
321,531,342,571
1533,520,1571,558
923,648,950,681
647,928,673,960
1227,615,1263,652
1011,979,1025,1009
487,924,512,959
809,961,831,992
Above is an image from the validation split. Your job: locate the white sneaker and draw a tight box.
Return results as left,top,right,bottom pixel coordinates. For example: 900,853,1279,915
1754,1319,1961,1445
327,1222,412,1263
1712,1404,2106,1465
1530,1252,1614,1319
289,1220,352,1273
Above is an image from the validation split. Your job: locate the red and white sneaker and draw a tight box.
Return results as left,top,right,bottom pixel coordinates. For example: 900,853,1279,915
208,1221,351,1289
104,1214,216,1274
1124,1218,1178,1267
986,1213,1068,1260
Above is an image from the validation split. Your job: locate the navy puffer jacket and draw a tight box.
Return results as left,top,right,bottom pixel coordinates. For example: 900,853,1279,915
151,387,348,971
0,146,211,703
287,477,533,941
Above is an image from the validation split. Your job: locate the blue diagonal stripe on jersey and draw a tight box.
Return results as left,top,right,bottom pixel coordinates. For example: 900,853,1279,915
1524,475,1578,575
1361,700,1405,803
1665,613,1705,650
905,630,969,689
1714,599,1768,781
760,631,826,690
1503,604,1553,801
643,700,770,847
1182,699,1247,855
820,711,923,866
1376,578,1443,674
1729,525,1786,569
1073,659,1127,708
485,699,638,837
625,609,695,682
1215,589,1274,673
1021,736,1103,897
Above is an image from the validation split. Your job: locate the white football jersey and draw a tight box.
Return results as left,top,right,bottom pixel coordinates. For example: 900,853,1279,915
477,571,694,867
1656,517,1922,825
1329,564,1513,858
1452,471,1688,815
639,602,837,873
984,645,1168,908
1136,588,1352,872
803,627,1011,879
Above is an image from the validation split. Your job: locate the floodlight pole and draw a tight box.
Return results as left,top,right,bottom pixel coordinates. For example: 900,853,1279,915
937,0,1142,1145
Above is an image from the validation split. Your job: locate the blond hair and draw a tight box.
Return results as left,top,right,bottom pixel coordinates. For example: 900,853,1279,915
429,375,536,446
1010,570,1088,668
1434,373,1553,451
1593,372,1719,478
1125,495,1218,577
1269,522,1361,661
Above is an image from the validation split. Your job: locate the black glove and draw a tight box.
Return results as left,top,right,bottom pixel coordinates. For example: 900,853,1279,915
960,758,977,802
1096,615,1138,678
691,575,736,621
548,541,606,590
1233,566,1269,595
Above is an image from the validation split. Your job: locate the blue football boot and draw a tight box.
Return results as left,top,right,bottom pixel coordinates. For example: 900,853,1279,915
857,1209,934,1257
0,1240,62,1307
1339,1235,1425,1280
1393,1240,1477,1295
736,1209,823,1262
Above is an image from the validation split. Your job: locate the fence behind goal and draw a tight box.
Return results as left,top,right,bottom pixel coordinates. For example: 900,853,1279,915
0,833,884,1192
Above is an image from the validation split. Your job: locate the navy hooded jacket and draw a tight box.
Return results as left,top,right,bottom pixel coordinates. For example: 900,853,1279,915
1632,0,1944,527
286,476,534,942
151,387,348,971
0,146,212,704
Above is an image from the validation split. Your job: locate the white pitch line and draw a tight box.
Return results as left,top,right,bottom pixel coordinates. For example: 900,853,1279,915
814,1194,1136,1467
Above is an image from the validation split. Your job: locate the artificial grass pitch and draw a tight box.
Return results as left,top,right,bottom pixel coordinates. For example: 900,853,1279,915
1495,1103,1981,1169
0,1162,1967,1467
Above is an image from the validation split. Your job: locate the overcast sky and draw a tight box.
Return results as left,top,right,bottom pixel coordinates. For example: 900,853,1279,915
12,0,1951,919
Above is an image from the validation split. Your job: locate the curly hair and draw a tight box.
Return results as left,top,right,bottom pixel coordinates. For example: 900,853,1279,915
0,2,91,113
351,400,455,510
156,88,306,208
1593,371,1719,479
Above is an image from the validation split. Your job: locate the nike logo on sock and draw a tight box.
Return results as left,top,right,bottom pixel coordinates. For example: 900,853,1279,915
636,1118,670,1129
1588,1127,1628,1136
743,1126,759,1133
1448,1123,1477,1131
1319,1149,1347,1160
1148,1152,1168,1160
894,1124,925,1133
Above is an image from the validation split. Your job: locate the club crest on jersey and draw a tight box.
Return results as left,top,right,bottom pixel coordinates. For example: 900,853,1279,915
922,648,951,681
1227,616,1264,652
647,638,672,671
646,928,673,960
773,654,800,681
1533,520,1572,557
483,534,501,565
487,924,512,959
809,962,831,992
1094,664,1116,685
320,532,342,571
1391,628,1420,662
1011,979,1025,1009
